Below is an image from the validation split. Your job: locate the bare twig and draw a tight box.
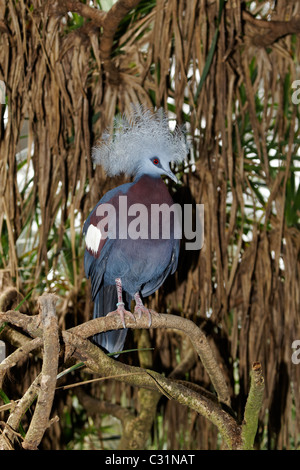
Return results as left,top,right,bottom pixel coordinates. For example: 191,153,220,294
0,337,42,388
168,337,197,380
0,325,38,352
0,375,41,450
0,400,19,413
76,387,133,422
0,287,22,312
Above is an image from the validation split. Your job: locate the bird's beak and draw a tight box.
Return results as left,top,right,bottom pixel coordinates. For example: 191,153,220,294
164,167,178,184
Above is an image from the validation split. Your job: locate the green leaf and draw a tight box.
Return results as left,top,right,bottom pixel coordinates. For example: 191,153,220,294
194,0,225,102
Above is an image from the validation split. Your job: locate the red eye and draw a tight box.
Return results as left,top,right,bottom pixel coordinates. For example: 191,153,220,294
153,158,159,165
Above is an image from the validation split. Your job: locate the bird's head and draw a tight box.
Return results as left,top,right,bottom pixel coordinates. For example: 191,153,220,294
140,155,179,183
92,104,188,183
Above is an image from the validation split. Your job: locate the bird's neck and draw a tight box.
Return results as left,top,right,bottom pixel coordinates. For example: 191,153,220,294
131,174,173,204
134,172,161,183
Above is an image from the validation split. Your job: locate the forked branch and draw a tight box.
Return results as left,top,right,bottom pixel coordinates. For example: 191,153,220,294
52,0,143,82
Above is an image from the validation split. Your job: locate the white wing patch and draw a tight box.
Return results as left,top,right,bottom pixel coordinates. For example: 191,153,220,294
85,224,101,255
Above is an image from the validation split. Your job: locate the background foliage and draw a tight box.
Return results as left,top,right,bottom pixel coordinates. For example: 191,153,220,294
0,0,299,449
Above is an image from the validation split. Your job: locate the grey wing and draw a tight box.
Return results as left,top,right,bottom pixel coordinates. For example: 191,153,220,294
141,239,180,297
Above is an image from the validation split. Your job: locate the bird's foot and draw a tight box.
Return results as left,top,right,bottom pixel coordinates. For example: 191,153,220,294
107,302,135,329
134,293,159,327
134,305,158,327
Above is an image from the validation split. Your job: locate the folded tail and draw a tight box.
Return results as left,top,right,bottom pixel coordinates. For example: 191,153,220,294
93,284,131,356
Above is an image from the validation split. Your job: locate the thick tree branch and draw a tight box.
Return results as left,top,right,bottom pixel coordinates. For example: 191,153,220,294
100,0,142,54
22,294,60,450
53,0,106,26
68,312,231,407
100,0,142,82
0,296,265,450
62,330,242,449
243,10,300,47
50,0,143,83
77,331,196,449
0,310,42,335
0,308,231,407
241,362,265,449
